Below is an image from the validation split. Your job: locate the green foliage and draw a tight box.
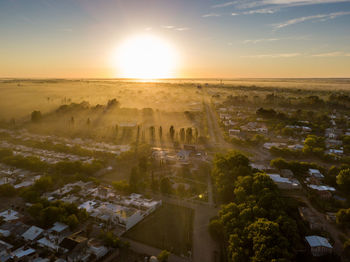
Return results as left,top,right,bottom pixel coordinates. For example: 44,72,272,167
112,179,130,193
212,152,302,262
27,199,88,228
0,184,16,197
160,177,172,194
336,208,350,228
31,110,42,123
158,250,171,262
336,168,350,192
212,151,251,203
99,231,123,248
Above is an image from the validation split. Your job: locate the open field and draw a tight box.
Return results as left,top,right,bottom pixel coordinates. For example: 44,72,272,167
124,203,194,256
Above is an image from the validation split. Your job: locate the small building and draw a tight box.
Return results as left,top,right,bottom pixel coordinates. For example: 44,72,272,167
22,225,44,241
267,174,300,190
50,222,69,237
0,210,19,222
305,235,333,256
229,129,240,137
308,169,324,179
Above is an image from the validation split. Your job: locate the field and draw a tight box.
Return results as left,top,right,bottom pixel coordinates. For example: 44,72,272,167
124,203,194,256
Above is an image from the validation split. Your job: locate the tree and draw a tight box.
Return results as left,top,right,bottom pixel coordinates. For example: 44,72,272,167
149,126,155,142
209,219,224,241
336,168,350,192
194,128,199,142
66,214,79,230
270,158,289,170
186,127,193,144
158,250,170,262
180,128,185,142
169,126,175,141
31,110,42,123
336,208,350,228
160,177,172,194
0,184,16,197
112,180,130,193
129,167,140,192
159,126,163,140
212,151,251,202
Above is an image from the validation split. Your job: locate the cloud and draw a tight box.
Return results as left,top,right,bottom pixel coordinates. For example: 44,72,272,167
212,1,237,8
202,13,221,18
162,25,190,31
243,38,280,44
242,52,301,58
213,0,350,9
175,27,190,31
231,12,239,16
274,11,350,29
243,8,279,14
312,51,350,57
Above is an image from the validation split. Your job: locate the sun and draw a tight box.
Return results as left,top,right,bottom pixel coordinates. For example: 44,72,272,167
114,34,178,79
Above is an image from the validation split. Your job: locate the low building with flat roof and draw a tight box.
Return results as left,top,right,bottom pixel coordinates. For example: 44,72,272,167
305,235,333,256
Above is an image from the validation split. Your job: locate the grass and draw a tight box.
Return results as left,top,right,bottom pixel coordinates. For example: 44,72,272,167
124,203,194,256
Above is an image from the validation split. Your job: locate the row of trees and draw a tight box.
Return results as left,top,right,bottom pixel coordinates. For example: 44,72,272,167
27,199,88,229
210,151,304,262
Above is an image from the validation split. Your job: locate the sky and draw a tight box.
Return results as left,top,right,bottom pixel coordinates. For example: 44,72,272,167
0,0,350,78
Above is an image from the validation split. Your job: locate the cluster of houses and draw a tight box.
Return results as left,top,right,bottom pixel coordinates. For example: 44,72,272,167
0,181,162,261
0,211,109,262
0,141,94,164
0,128,131,157
45,181,162,233
0,164,41,189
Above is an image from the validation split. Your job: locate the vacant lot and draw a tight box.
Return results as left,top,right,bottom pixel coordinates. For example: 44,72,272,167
124,203,194,256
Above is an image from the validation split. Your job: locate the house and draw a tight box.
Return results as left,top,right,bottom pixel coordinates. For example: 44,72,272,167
0,210,19,222
305,235,333,256
229,129,240,137
11,247,36,260
267,174,300,190
50,222,70,237
0,240,13,262
308,184,335,192
88,240,109,259
308,169,324,179
22,225,44,241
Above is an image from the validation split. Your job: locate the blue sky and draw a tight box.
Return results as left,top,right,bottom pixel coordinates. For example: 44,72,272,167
0,0,349,77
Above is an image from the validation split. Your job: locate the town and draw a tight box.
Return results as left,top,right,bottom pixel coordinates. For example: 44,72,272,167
0,79,350,262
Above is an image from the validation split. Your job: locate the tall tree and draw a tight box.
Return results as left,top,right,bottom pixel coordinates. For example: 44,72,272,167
180,128,185,143
169,126,175,141
159,126,163,140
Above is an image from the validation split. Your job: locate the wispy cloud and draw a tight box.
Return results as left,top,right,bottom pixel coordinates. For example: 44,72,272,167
243,8,279,14
242,52,301,58
175,27,190,31
213,0,350,9
274,11,350,29
202,13,221,18
212,1,237,8
243,38,280,44
231,12,239,16
162,25,175,29
161,25,190,31
312,51,350,57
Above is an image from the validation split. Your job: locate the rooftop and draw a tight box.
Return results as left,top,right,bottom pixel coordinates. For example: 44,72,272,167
305,235,332,249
